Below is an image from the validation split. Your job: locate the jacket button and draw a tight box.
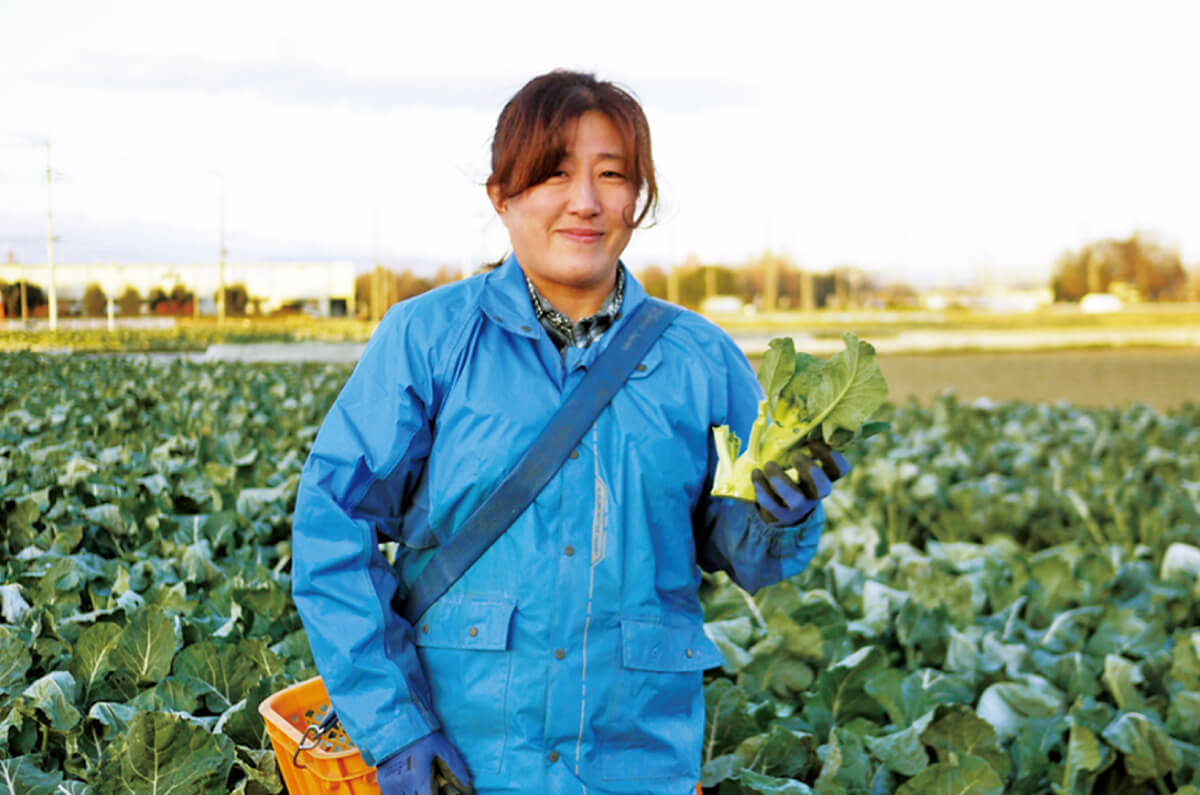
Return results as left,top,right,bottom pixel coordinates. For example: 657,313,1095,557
686,648,694,658
635,363,646,372
569,450,580,460
564,545,575,557
554,648,566,660
548,751,560,763
422,624,429,634
468,627,479,637
521,325,531,332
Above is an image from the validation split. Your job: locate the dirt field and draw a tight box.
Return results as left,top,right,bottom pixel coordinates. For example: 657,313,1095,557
874,348,1200,410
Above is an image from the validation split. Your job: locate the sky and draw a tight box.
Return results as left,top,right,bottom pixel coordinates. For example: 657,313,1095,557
1,0,1198,288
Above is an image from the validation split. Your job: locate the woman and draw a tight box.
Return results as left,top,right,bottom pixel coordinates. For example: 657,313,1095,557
292,70,847,795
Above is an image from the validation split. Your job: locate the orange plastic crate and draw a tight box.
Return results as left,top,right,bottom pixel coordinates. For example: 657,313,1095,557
259,676,380,794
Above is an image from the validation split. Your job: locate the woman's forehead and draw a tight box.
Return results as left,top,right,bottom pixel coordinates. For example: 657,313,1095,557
560,112,628,160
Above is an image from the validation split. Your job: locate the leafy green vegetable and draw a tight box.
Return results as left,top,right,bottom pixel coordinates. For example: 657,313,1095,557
5,352,1200,793
713,334,889,500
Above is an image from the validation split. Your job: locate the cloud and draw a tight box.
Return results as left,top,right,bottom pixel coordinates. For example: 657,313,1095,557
62,54,760,114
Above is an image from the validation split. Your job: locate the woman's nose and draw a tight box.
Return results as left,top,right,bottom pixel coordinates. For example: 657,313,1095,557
567,175,601,215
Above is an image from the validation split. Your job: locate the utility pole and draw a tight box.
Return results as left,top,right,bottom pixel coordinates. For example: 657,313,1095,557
45,138,58,330
763,249,779,313
19,260,28,322
217,175,227,324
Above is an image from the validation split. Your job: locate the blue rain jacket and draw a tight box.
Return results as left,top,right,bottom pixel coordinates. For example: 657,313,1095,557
292,255,825,795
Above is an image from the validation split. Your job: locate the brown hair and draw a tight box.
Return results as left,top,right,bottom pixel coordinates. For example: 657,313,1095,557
487,70,658,227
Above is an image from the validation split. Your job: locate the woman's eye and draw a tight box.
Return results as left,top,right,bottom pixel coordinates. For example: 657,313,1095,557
601,170,627,180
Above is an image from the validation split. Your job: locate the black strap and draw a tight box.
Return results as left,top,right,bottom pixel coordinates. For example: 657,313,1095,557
401,298,681,624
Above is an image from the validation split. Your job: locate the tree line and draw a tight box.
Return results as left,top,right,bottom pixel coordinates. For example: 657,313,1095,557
1051,232,1191,302
0,281,257,319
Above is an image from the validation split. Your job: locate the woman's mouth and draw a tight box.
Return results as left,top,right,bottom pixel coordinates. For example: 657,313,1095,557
559,228,604,243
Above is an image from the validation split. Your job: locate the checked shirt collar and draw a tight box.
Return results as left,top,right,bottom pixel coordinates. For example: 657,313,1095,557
524,268,625,352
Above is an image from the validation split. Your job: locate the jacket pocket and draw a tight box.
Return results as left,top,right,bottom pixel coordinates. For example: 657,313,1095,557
414,595,516,773
599,617,723,781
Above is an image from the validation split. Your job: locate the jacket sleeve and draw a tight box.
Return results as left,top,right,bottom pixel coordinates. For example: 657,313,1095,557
693,335,825,594
291,303,443,767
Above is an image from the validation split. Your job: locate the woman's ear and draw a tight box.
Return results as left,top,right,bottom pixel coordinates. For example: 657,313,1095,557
486,183,507,217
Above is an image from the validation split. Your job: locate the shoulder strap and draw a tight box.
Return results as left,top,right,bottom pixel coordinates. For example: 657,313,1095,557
401,298,682,623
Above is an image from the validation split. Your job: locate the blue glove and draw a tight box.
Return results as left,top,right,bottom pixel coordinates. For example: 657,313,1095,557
376,731,474,795
752,441,850,525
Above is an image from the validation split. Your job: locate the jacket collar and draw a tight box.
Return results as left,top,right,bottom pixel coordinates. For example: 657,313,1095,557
479,252,648,341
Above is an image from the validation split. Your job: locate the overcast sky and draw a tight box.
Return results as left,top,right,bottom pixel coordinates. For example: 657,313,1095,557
1,0,1197,287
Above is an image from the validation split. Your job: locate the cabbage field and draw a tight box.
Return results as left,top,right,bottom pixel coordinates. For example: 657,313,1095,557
1,352,1199,794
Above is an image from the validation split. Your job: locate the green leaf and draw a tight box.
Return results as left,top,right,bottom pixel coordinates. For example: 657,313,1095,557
172,640,261,712
737,769,815,794
701,752,749,788
22,672,82,732
86,702,137,743
0,756,63,795
1167,691,1200,737
866,668,975,728
68,623,122,699
802,646,885,739
112,610,178,685
705,618,756,674
232,745,283,794
94,711,234,795
1086,606,1166,660
0,627,33,695
894,754,1004,795
752,723,817,780
975,675,1065,740
1100,712,1182,780
807,333,889,446
920,703,1012,781
128,676,205,714
0,584,32,624
1061,723,1112,793
813,728,872,795
866,709,934,777
1101,654,1145,712
219,677,281,749
704,679,764,763
758,337,796,420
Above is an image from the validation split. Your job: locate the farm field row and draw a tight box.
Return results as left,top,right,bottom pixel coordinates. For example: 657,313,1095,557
3,306,1200,354
0,353,1198,793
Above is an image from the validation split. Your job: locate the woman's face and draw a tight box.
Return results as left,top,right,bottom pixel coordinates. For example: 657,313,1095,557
489,111,637,311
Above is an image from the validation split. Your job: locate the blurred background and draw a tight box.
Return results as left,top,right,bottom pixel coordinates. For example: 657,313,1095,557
2,0,1198,406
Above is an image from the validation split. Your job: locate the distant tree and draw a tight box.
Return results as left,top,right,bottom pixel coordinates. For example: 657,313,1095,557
147,287,169,313
218,283,250,316
429,265,461,288
355,265,454,319
395,269,434,302
638,266,668,299
1,280,47,317
1053,232,1187,301
811,274,838,308
118,286,142,317
874,282,920,309
83,283,108,317
670,261,738,308
168,284,194,315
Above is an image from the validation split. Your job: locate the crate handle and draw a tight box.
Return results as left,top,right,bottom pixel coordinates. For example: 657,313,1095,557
292,709,341,771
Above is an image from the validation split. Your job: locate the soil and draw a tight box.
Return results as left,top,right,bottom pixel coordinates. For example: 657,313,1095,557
873,348,1200,410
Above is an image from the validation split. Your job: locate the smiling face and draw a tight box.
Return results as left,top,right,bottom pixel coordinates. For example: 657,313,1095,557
488,111,638,320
